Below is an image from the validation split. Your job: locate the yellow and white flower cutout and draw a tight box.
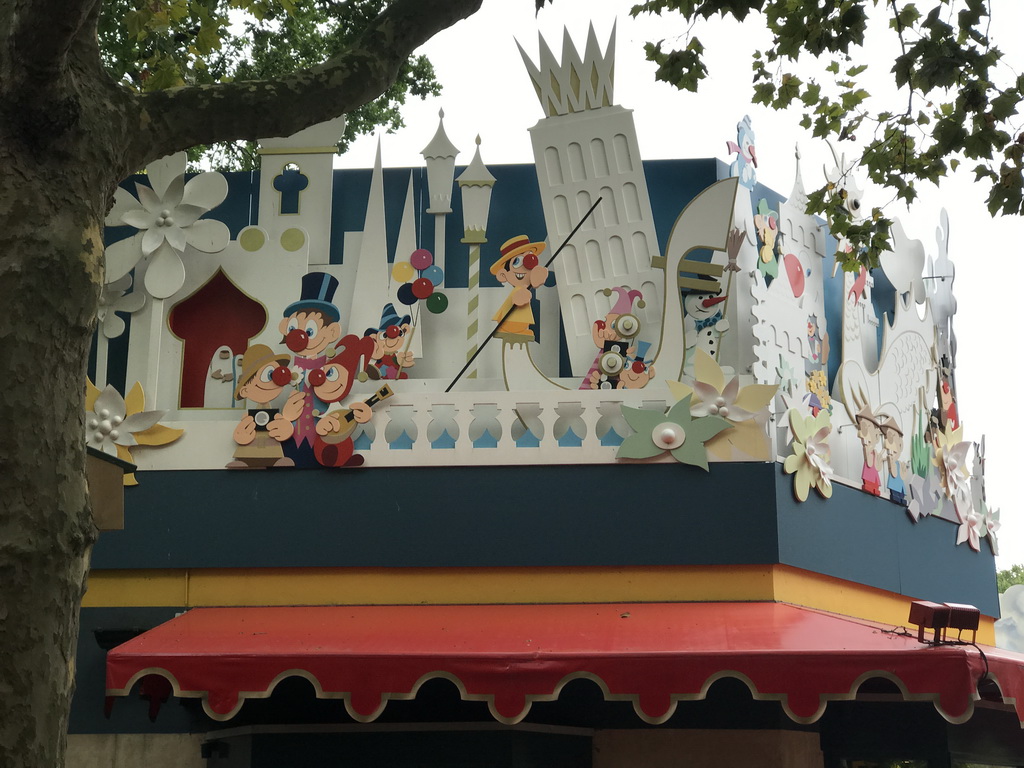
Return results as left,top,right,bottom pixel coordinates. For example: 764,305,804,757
85,380,184,485
667,349,778,461
933,422,971,503
783,408,834,502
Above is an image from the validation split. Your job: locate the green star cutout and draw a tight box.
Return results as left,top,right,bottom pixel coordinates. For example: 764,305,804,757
617,395,732,470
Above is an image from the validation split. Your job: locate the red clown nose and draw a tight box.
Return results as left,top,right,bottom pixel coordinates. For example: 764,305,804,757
523,253,539,270
285,329,309,352
307,368,326,387
271,366,292,386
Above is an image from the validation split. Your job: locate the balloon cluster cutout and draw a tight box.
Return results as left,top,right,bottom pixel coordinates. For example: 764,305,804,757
392,248,448,314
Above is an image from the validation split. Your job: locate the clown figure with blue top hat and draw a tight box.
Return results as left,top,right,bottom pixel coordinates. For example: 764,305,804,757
279,272,345,465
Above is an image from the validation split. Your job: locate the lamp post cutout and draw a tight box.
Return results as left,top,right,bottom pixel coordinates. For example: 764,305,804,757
420,108,459,272
457,135,496,380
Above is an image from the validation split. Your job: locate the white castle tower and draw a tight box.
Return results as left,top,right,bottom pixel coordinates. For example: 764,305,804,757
519,24,663,376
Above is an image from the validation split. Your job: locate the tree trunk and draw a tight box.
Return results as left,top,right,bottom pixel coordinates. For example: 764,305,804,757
0,144,107,768
0,1,483,765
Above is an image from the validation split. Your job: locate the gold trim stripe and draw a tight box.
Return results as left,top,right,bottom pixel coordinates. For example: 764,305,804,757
678,259,724,277
82,564,995,644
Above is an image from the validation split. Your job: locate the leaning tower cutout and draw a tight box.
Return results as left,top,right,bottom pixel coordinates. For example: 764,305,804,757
519,23,663,376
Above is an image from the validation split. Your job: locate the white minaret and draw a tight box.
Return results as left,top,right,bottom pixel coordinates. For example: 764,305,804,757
457,135,496,380
421,109,459,273
519,24,663,376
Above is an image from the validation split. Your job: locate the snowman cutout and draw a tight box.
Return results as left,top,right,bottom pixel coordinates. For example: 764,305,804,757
682,276,729,372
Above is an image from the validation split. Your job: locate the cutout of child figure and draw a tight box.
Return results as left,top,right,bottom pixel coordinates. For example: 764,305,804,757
881,416,907,506
363,303,414,381
227,344,304,469
617,356,655,389
490,235,549,343
855,404,883,496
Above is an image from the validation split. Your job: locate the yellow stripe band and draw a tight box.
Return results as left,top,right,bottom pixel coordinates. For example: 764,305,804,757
80,564,995,644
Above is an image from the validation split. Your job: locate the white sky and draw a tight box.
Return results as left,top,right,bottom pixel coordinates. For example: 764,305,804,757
335,0,1024,568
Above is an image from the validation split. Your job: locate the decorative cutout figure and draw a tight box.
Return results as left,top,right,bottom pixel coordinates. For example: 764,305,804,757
855,405,883,496
616,344,655,390
805,315,827,374
881,416,907,506
580,286,645,390
310,335,383,468
227,345,300,469
937,357,959,431
491,235,549,343
823,141,865,259
682,276,728,370
364,303,415,381
805,370,831,416
753,198,780,279
726,115,757,190
279,272,344,465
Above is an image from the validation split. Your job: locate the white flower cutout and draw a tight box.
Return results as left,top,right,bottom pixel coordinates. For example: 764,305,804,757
804,426,834,491
85,384,165,457
933,424,971,501
98,274,147,339
955,498,983,552
906,471,939,523
690,376,756,422
984,505,1001,556
105,152,230,299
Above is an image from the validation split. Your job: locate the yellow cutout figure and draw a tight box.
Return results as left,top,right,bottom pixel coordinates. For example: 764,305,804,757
490,235,548,342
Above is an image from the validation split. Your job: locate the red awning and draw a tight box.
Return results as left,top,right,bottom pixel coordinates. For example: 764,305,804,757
105,602,1024,726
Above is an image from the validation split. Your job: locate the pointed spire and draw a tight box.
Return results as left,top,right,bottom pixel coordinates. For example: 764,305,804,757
421,108,459,160
349,135,390,339
421,109,459,216
457,135,496,188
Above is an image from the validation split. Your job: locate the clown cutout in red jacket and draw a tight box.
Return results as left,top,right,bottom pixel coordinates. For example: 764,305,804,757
310,334,378,468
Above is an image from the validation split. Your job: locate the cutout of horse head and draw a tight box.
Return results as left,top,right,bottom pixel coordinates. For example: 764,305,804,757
824,141,865,224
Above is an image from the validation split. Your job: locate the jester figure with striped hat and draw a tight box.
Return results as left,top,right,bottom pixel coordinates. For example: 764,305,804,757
580,286,652,390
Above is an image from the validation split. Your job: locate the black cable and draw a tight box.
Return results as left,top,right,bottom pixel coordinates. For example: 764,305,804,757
444,196,603,393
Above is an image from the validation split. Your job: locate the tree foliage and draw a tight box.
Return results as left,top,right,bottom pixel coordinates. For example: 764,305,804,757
627,0,1024,272
98,0,442,169
998,563,1024,593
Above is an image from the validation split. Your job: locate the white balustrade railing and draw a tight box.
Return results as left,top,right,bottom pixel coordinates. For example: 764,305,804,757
134,386,768,471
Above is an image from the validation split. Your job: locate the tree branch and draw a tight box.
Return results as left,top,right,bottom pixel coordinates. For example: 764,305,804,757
128,0,483,170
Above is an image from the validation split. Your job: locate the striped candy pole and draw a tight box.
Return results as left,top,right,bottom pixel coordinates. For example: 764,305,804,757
466,243,480,378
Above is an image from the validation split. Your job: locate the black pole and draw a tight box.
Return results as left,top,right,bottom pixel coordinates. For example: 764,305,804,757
444,196,603,393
